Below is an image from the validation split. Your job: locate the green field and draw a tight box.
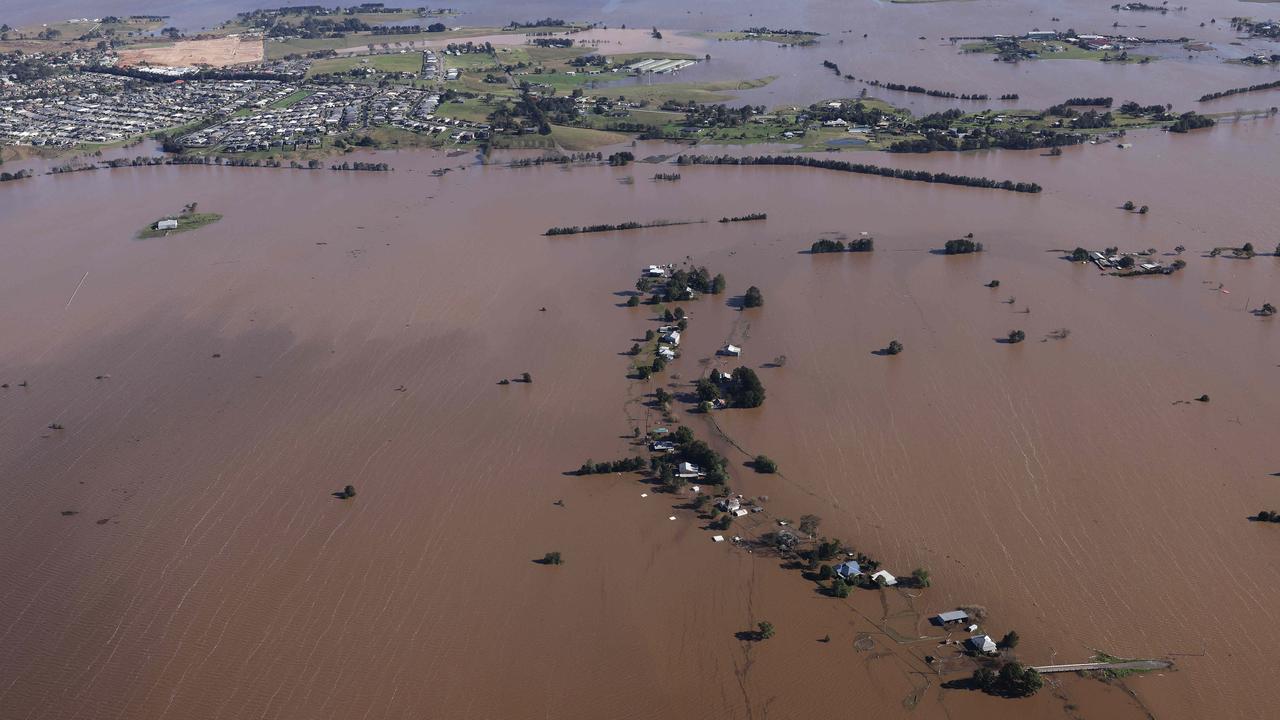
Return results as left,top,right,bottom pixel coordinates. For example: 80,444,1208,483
307,53,422,78
606,76,777,104
137,213,223,239
699,31,819,46
267,26,576,59
270,88,316,108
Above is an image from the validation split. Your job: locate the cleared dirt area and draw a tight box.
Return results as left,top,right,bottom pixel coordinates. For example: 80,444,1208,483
117,35,264,68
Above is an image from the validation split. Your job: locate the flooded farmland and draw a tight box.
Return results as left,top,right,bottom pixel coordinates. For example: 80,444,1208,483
3,0,1280,718
2,117,1279,718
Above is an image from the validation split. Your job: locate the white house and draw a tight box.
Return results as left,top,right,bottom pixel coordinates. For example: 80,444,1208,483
677,462,703,478
966,635,998,654
156,218,179,230
870,569,897,586
661,330,681,346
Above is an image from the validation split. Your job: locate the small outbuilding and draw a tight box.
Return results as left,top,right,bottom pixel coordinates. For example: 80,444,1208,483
934,610,969,625
721,344,742,356
156,218,179,230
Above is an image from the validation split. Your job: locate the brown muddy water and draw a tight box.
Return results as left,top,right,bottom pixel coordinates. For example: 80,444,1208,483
2,117,1279,720
3,1,1280,718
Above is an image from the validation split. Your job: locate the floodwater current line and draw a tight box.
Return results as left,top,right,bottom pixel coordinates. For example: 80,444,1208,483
66,272,89,308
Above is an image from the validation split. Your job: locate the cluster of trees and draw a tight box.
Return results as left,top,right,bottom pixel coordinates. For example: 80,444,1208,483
569,54,610,67
607,151,634,166
1255,510,1280,522
1070,110,1114,129
1168,112,1216,133
1258,303,1277,317
1199,79,1280,102
507,18,568,29
970,662,1044,698
811,237,873,253
331,161,391,171
541,551,563,565
743,286,764,308
699,366,766,407
651,266,726,298
683,103,766,128
0,169,32,182
753,455,778,473
653,173,681,181
1118,101,1172,117
1007,330,1027,343
943,237,984,254
883,340,904,355
675,155,1042,193
531,37,574,48
577,456,647,475
804,100,894,127
652,425,730,488
445,41,496,56
719,213,767,223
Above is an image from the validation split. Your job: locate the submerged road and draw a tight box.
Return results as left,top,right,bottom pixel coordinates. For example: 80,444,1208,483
1032,660,1173,674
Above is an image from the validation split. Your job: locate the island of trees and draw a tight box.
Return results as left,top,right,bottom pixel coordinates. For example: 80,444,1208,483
811,237,873,253
943,236,984,254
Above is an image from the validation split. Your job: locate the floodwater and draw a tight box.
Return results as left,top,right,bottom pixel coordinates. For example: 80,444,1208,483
3,1,1280,719
2,117,1279,719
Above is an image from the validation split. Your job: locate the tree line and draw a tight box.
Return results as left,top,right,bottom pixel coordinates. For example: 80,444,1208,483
674,155,1042,193
577,456,647,475
1199,79,1280,102
1062,96,1113,107
545,219,703,236
719,213,767,223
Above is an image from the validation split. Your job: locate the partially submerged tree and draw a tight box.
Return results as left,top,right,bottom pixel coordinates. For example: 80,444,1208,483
753,455,778,473
1007,330,1026,344
743,285,764,308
